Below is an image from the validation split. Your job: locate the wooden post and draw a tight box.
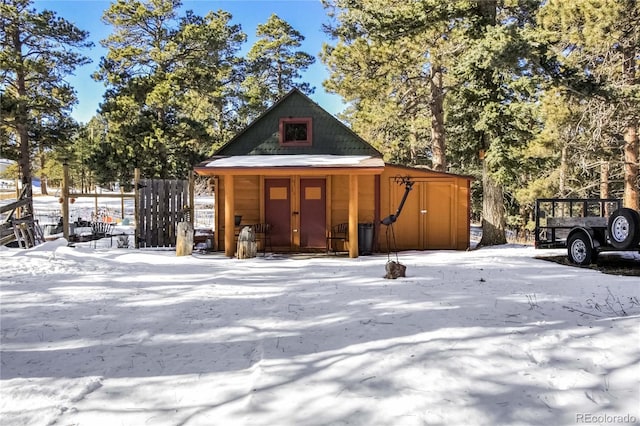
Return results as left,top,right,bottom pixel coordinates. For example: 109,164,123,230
94,193,98,220
62,163,70,240
224,175,235,257
176,221,194,256
349,174,359,258
374,175,380,252
213,176,219,251
134,168,140,249
236,226,256,259
120,187,125,219
15,178,22,219
188,172,195,226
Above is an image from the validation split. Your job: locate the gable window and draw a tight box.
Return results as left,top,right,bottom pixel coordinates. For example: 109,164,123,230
279,117,312,146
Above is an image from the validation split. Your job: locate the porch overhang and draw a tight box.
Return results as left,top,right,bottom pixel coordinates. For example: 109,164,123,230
194,155,385,176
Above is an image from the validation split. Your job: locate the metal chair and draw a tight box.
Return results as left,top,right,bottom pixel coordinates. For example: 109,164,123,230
91,221,115,247
252,223,272,255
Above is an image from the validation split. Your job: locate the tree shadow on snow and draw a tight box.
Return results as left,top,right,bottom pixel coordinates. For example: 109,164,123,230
1,250,639,425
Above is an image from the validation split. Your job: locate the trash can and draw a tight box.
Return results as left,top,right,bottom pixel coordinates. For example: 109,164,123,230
358,222,374,255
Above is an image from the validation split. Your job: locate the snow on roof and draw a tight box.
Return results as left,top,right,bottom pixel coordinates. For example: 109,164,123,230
201,154,384,169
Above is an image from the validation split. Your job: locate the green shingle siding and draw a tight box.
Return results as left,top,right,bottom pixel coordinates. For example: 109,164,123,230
216,90,382,157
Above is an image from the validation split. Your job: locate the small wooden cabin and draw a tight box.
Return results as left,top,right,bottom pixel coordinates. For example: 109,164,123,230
194,89,472,257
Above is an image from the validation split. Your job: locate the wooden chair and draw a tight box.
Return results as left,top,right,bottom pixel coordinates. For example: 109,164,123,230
326,222,348,254
252,223,272,255
12,218,45,249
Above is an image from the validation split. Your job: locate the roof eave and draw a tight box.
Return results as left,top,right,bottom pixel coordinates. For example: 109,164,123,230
194,165,385,176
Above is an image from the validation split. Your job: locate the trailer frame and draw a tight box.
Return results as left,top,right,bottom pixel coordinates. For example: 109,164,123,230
534,198,640,265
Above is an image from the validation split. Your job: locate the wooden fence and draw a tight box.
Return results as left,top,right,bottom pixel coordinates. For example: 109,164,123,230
0,186,38,247
59,166,194,249
136,177,192,248
1,167,195,249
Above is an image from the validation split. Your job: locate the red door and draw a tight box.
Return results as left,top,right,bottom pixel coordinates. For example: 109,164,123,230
265,178,291,249
300,178,326,248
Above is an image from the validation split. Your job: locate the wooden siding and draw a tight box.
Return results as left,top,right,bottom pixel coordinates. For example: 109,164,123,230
215,175,261,251
211,165,470,255
235,176,261,225
379,165,470,251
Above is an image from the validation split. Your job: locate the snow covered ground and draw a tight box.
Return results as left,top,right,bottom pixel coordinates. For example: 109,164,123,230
1,239,638,426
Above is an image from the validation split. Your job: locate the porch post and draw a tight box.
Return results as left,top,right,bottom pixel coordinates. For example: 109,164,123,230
224,175,235,257
349,174,359,258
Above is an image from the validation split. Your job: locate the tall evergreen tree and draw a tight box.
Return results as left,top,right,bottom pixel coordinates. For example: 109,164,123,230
242,14,315,117
176,10,246,154
0,0,91,213
538,0,639,210
449,1,547,246
323,0,549,243
31,109,79,195
321,0,461,169
95,0,246,183
322,34,432,164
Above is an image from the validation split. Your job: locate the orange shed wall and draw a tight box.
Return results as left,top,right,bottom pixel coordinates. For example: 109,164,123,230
217,173,378,252
327,175,376,252
379,165,470,251
329,175,349,225
215,175,261,250
213,168,468,253
358,175,376,223
327,175,376,225
235,175,261,224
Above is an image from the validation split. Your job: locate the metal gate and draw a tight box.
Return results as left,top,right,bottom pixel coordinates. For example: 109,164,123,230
136,178,190,248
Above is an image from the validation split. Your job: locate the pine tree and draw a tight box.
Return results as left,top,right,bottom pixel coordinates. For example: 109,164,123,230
242,14,315,117
95,0,246,183
323,0,549,243
176,10,246,154
448,1,546,246
539,0,639,209
0,0,91,213
321,0,460,169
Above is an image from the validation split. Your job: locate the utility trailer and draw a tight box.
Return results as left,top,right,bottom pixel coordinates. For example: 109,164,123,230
535,198,640,265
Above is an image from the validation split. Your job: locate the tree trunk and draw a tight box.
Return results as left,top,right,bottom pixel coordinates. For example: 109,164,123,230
559,146,568,197
479,155,507,246
17,122,32,213
40,176,48,196
39,150,48,196
623,122,639,210
430,61,446,172
600,161,609,199
622,41,639,210
12,24,33,215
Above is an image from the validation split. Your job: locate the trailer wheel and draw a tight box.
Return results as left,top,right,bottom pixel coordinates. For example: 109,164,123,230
567,232,595,265
608,208,640,250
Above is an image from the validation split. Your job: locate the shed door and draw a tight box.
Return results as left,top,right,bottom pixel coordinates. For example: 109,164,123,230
300,178,326,248
389,180,454,250
424,182,453,249
390,181,421,250
265,178,291,248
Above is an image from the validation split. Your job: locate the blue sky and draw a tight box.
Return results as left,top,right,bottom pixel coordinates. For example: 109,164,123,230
33,0,345,124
